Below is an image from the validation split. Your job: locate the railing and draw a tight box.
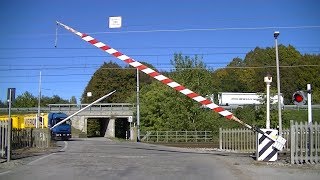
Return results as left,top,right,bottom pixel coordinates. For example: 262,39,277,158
0,103,135,113
219,128,290,153
48,103,134,111
290,121,320,164
219,128,256,153
1,120,50,158
141,131,213,143
11,128,50,149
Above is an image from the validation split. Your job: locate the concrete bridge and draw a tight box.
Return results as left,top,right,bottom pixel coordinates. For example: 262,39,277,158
0,103,135,138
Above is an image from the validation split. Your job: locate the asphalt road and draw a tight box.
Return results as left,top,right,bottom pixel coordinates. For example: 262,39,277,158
1,138,319,180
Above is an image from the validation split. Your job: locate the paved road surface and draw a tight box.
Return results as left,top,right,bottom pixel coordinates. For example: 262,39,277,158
0,138,319,180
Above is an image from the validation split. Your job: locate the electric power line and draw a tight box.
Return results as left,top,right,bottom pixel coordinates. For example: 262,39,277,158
0,64,319,75
0,52,248,60
70,25,320,35
0,46,320,50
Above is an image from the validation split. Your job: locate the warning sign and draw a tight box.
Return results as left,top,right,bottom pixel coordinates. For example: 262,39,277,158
109,16,122,28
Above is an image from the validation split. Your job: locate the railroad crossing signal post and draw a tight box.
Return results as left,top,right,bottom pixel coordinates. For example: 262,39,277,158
307,84,312,124
136,68,140,142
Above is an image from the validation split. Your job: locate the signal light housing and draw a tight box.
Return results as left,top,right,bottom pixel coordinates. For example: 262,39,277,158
292,91,306,106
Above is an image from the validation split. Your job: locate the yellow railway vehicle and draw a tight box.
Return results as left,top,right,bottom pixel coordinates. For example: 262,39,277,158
1,112,71,140
0,113,49,129
21,113,49,128
0,115,24,129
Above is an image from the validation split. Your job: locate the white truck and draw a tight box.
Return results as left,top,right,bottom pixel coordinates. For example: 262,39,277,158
217,92,284,106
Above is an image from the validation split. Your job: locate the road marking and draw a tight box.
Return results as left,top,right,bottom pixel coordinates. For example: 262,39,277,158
28,153,55,165
59,141,68,152
0,170,11,176
28,141,68,165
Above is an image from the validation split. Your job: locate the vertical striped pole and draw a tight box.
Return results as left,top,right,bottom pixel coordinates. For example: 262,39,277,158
56,21,286,148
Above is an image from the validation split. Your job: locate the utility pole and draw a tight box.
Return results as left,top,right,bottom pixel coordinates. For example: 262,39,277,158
274,31,282,136
7,88,15,162
136,68,140,142
37,71,42,128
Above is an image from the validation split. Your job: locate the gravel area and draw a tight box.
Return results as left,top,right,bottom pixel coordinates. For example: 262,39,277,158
0,142,62,172
184,147,320,170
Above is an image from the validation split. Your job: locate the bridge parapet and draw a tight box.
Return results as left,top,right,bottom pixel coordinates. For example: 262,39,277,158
0,103,135,115
48,103,134,112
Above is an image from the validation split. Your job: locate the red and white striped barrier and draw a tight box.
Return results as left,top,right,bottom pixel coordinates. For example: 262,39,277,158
56,21,286,150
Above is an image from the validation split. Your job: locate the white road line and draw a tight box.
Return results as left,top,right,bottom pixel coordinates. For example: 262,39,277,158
28,141,68,165
28,153,55,165
0,170,11,176
60,141,68,152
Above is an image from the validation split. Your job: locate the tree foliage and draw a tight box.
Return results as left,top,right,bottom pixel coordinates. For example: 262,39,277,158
138,53,239,132
13,91,38,108
11,91,69,108
212,45,320,104
81,61,154,103
69,96,77,104
82,46,319,132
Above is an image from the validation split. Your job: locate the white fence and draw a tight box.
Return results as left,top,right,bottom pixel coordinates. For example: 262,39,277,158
219,121,320,164
219,128,256,153
219,128,290,153
0,121,8,157
141,131,213,143
290,121,320,164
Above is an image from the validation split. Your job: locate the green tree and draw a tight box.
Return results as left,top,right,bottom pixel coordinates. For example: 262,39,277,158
41,95,69,105
11,91,69,108
82,61,154,103
82,61,129,103
212,45,320,104
0,100,6,108
12,91,37,108
70,96,77,104
138,54,230,133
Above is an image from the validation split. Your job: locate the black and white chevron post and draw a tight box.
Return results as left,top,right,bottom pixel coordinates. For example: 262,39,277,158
256,129,278,161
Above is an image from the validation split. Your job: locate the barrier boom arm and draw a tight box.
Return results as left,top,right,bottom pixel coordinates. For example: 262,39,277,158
56,21,286,150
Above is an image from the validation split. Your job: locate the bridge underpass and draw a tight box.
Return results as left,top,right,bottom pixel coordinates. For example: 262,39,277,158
86,117,130,138
0,103,134,139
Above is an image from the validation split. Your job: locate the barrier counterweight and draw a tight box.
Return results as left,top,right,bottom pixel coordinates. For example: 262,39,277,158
257,129,278,161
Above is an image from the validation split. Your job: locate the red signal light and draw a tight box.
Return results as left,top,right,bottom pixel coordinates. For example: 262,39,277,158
294,94,303,102
292,91,306,106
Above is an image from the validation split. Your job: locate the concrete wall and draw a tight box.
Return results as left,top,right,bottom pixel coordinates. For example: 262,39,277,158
71,115,132,138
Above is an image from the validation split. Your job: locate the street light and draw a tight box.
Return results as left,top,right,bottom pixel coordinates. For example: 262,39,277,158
274,31,282,136
264,74,272,129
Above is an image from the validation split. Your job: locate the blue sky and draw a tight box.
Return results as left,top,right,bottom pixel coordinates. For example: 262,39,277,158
1,0,319,103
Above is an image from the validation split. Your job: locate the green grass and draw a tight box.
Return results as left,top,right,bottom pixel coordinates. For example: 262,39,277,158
282,109,320,128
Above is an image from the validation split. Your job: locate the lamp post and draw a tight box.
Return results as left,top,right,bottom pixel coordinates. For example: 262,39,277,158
274,31,282,136
264,74,272,129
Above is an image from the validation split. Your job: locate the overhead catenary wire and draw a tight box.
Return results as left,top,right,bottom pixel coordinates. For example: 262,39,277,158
43,25,320,35
1,46,320,50
0,64,319,72
1,49,319,59
2,25,320,41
